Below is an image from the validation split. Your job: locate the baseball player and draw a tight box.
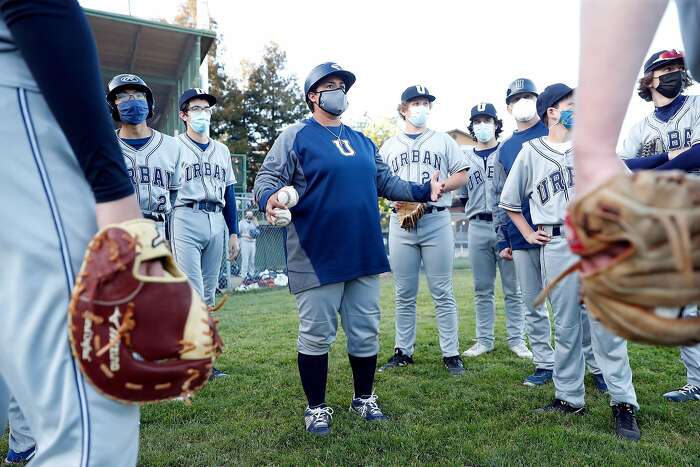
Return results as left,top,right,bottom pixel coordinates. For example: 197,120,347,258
254,62,445,436
461,102,530,359
106,73,183,237
171,88,239,378
0,0,142,464
238,210,259,280
376,85,467,376
491,79,605,390
500,84,641,441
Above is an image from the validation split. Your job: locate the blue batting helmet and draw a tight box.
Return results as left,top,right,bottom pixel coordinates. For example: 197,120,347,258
303,62,356,96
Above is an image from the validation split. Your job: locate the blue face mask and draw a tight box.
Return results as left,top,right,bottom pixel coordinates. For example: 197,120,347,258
117,100,149,125
189,112,211,134
559,109,574,129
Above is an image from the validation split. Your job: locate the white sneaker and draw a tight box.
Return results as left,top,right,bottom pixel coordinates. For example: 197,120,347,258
462,342,493,357
510,343,533,359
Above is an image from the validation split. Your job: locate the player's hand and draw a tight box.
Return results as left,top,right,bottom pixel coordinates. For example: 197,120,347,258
668,147,688,160
526,227,551,245
265,191,288,224
228,234,240,261
498,247,513,261
429,171,445,202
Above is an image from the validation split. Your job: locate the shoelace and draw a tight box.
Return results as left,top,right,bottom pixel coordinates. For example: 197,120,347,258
615,404,636,428
357,394,382,416
679,384,699,394
308,406,333,425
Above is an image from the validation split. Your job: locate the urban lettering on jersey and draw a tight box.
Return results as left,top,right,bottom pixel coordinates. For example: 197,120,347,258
184,162,227,183
536,166,574,204
389,151,442,173
466,164,494,191
127,165,174,189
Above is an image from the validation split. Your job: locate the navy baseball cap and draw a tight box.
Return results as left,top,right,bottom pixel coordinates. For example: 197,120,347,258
470,102,498,121
644,49,686,73
536,83,575,121
179,88,217,110
401,85,436,103
505,78,538,104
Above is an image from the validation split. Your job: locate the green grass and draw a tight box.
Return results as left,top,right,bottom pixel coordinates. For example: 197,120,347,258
3,271,700,466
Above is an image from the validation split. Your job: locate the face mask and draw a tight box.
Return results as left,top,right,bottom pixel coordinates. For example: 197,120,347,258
189,111,211,134
656,71,684,99
318,88,348,116
408,105,430,128
473,122,495,143
246,214,253,220
558,109,574,129
511,98,537,122
117,100,149,125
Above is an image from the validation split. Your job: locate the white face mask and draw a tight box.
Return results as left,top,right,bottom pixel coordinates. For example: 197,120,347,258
407,105,430,128
511,98,537,122
473,122,496,143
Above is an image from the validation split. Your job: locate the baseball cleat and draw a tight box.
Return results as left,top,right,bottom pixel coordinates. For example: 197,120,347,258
509,343,533,359
304,405,333,436
534,399,586,415
523,368,553,387
349,394,388,421
4,446,36,465
663,383,700,402
378,349,413,372
612,403,641,442
443,355,465,376
209,367,228,380
593,373,609,394
462,342,493,358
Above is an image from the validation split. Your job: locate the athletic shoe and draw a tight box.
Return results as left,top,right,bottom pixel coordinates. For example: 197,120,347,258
534,399,586,415
443,355,465,376
461,342,493,358
349,394,388,421
523,368,553,387
209,367,228,380
378,349,413,372
304,405,333,436
4,446,36,464
663,384,700,402
612,403,641,442
509,343,533,359
593,373,609,394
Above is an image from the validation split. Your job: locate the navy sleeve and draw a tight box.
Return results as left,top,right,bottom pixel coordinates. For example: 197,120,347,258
656,144,700,171
0,0,133,203
623,153,669,170
223,185,239,235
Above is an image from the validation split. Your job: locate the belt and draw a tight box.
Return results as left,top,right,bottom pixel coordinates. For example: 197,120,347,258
142,212,166,222
469,213,493,222
391,205,446,214
538,224,563,237
184,201,223,213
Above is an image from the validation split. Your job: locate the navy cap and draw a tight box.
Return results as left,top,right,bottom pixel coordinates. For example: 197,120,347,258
536,83,575,121
470,102,498,121
644,49,685,74
179,88,217,110
505,78,538,104
401,85,436,103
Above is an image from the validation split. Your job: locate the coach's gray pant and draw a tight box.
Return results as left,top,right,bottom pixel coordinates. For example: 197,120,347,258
171,207,226,306
467,219,525,348
540,226,638,409
294,275,381,356
7,396,35,453
389,210,460,358
0,85,139,466
680,306,700,387
240,238,256,278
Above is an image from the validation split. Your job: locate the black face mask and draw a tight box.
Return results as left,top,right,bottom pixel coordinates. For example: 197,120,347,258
656,71,684,98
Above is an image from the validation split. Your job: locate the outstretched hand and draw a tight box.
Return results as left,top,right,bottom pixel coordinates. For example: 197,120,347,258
429,171,446,202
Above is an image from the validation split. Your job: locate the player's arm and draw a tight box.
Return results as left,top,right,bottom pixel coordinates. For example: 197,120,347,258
0,0,140,227
575,0,669,197
222,148,240,259
623,153,669,170
498,155,546,245
374,146,444,202
442,136,469,192
656,143,700,171
491,152,511,252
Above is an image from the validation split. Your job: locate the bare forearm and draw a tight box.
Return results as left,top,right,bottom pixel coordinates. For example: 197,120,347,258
443,170,468,193
506,210,534,239
95,194,142,229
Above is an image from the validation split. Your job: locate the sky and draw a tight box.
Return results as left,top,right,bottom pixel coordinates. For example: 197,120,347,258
81,0,692,145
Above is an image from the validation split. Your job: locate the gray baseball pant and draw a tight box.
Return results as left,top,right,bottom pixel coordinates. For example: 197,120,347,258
240,238,256,278
388,210,460,358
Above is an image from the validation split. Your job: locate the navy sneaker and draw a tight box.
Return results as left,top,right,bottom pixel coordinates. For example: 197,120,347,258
593,373,609,394
663,384,700,402
443,355,465,376
4,446,36,464
349,394,388,421
378,349,414,372
304,405,333,436
523,368,553,387
534,399,586,415
612,403,641,441
209,367,228,380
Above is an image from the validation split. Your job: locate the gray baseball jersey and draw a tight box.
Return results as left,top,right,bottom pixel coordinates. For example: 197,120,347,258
119,129,182,214
379,129,468,208
499,138,574,225
175,133,235,205
463,145,499,219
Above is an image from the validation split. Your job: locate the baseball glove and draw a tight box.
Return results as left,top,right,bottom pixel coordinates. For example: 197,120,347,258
535,171,700,346
640,138,662,157
69,219,223,403
396,202,426,230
